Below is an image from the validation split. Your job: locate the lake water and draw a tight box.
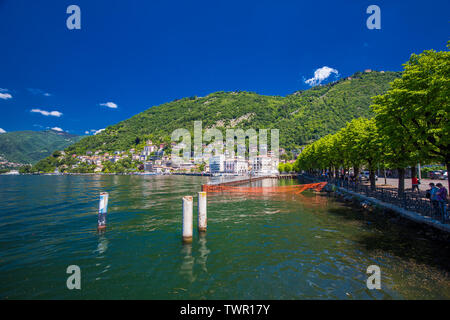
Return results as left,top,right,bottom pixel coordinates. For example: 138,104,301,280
0,175,449,299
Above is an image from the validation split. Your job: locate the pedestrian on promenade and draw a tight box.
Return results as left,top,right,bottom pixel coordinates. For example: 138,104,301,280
436,183,448,222
350,172,356,187
426,183,439,217
411,176,420,193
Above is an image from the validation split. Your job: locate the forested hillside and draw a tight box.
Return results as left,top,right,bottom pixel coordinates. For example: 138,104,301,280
65,70,400,154
0,130,83,165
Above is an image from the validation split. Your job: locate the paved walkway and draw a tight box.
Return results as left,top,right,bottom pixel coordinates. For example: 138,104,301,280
375,177,447,192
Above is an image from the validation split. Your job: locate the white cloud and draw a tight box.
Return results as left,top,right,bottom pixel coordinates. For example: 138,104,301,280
0,93,12,100
85,128,105,135
51,127,63,132
99,102,118,109
0,88,9,92
31,109,63,117
0,128,6,133
305,66,339,86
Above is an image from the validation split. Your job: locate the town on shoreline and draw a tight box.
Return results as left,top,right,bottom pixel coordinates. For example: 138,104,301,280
2,139,297,176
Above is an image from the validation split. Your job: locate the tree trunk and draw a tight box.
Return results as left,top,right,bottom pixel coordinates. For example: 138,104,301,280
354,166,360,184
398,168,405,195
369,169,376,190
368,161,376,190
384,168,387,185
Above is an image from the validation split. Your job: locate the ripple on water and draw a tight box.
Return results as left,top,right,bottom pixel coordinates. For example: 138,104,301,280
0,175,449,299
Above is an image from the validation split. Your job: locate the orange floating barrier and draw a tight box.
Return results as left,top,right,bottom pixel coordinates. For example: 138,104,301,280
202,182,327,194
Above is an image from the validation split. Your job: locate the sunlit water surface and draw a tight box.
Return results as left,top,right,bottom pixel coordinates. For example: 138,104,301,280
0,175,449,299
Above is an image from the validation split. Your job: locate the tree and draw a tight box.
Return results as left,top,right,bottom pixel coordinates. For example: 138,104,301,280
343,118,383,189
19,165,33,174
372,45,449,191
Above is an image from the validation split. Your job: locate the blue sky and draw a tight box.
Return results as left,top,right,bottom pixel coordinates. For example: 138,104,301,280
0,0,448,135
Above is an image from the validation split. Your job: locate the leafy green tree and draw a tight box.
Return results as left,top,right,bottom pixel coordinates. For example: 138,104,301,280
284,163,293,173
372,46,449,191
342,118,383,189
19,165,33,174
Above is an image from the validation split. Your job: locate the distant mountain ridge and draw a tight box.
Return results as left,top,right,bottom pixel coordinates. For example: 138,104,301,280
63,70,400,155
0,130,83,166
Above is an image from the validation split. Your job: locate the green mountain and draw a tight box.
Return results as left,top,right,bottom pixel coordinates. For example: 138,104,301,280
63,70,400,156
32,71,400,173
0,130,83,165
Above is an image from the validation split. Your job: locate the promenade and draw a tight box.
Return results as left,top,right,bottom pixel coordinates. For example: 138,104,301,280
300,173,450,233
376,177,447,192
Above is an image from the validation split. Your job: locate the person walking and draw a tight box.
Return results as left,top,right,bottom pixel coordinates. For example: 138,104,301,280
426,183,439,217
411,176,420,193
436,183,448,222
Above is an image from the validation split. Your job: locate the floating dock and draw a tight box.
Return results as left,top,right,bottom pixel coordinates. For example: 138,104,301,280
201,174,299,192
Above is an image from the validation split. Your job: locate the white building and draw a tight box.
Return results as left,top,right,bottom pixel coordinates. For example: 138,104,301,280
224,158,248,175
143,145,157,156
209,155,225,173
251,156,278,175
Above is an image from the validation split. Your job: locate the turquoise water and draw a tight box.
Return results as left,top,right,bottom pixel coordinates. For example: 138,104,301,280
0,175,449,299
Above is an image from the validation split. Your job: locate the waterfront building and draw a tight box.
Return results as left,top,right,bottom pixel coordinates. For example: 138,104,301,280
144,162,154,172
224,158,249,175
251,156,278,175
209,155,225,173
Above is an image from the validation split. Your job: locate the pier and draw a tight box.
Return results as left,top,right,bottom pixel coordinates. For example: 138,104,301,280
202,174,298,192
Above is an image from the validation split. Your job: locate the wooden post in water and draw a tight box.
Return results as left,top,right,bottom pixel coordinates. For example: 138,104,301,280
198,192,207,232
182,196,193,243
98,192,109,230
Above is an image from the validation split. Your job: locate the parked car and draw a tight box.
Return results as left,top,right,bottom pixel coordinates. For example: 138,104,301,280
429,171,443,179
440,171,448,180
361,171,378,181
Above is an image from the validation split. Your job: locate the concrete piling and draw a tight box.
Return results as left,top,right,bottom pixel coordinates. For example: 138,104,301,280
198,192,207,232
98,192,109,230
182,196,193,243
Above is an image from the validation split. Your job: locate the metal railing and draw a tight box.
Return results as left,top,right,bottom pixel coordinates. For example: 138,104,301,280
301,174,448,223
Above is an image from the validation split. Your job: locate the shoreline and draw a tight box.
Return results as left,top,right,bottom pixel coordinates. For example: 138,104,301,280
0,172,214,176
300,174,450,237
